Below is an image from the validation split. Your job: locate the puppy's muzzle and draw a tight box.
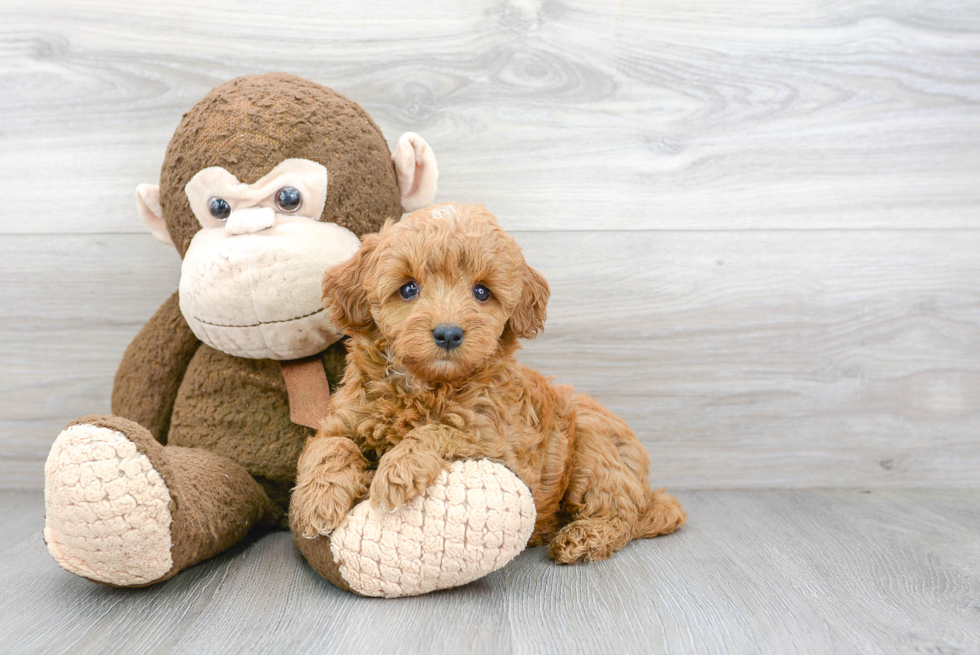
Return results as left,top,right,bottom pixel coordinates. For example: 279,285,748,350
432,324,464,351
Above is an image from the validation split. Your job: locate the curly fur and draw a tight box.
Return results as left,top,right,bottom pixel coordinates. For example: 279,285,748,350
292,204,686,563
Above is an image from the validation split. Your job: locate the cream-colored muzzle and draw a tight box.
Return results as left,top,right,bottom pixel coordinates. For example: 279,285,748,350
179,220,360,360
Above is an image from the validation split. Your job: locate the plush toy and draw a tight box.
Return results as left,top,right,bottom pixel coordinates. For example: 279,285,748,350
42,73,536,593
299,459,536,597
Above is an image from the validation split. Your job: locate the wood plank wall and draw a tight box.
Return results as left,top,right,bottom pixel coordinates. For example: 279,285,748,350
1,0,978,489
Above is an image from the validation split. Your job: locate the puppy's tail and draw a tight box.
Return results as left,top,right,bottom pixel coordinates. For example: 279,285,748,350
637,488,687,538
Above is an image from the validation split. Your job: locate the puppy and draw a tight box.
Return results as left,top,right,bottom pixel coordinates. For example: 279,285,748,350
291,204,685,563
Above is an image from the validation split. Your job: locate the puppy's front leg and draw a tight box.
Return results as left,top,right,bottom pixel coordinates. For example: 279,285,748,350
291,436,372,538
370,424,489,511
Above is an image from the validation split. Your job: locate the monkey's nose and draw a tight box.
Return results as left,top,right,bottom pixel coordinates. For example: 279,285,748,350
432,324,464,351
225,207,276,235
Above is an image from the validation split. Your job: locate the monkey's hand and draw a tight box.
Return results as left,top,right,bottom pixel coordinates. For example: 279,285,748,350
290,437,371,538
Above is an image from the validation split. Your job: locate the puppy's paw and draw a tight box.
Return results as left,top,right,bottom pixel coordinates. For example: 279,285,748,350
369,447,448,511
290,437,370,538
644,490,687,536
291,478,361,538
547,518,630,564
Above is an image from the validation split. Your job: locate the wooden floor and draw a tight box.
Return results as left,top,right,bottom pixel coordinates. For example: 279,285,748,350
2,489,978,654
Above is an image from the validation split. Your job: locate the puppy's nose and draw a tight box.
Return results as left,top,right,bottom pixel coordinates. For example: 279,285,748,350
432,324,464,351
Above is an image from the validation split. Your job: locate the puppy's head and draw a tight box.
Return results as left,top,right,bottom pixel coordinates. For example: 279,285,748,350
322,204,549,382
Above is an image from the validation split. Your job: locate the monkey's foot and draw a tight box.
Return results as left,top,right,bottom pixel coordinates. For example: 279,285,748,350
294,459,536,598
44,416,174,587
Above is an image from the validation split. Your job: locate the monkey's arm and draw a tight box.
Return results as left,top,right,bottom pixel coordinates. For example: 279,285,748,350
111,291,200,443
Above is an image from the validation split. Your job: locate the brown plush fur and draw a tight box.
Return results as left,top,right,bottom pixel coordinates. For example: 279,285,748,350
112,74,399,522
292,204,686,563
160,73,402,257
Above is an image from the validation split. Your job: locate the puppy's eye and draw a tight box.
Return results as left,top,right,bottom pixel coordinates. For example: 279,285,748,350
399,281,419,300
275,186,302,213
208,197,231,220
473,284,491,302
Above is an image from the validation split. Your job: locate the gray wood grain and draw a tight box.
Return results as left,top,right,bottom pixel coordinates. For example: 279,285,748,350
2,489,978,654
1,0,979,234
3,229,978,489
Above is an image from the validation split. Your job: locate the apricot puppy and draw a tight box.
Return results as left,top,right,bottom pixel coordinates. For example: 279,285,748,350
292,204,685,563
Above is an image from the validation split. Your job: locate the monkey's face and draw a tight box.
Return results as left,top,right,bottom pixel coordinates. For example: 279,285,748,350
178,159,360,360
136,74,438,361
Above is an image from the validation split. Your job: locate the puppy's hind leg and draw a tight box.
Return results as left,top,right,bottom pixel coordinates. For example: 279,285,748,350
547,395,685,564
637,488,686,539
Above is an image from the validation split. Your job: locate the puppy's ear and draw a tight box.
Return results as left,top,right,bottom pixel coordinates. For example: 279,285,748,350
322,233,381,333
508,264,550,339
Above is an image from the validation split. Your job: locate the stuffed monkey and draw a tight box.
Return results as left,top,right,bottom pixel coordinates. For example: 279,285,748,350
42,73,534,594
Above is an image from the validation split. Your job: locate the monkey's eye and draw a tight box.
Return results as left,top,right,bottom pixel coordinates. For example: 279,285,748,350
473,284,491,302
208,197,231,220
399,281,419,300
275,186,302,213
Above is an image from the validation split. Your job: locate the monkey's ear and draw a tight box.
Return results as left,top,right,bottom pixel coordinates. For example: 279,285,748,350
136,184,174,247
508,264,550,339
392,132,438,213
321,233,381,333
